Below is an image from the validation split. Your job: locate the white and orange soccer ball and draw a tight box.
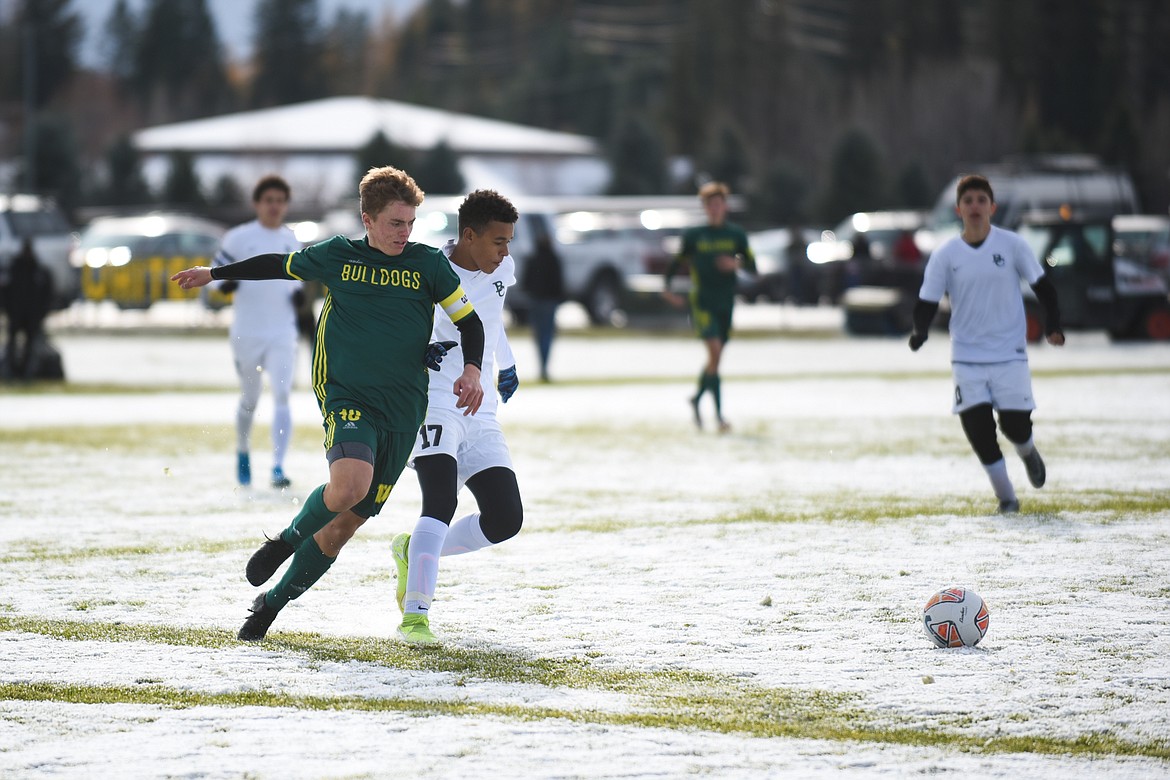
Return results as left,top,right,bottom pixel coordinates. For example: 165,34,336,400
922,587,990,648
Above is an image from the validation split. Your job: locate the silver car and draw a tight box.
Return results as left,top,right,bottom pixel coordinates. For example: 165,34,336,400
0,193,78,310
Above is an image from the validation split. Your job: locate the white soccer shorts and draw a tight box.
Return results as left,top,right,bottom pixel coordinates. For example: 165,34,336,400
951,360,1036,414
408,407,513,486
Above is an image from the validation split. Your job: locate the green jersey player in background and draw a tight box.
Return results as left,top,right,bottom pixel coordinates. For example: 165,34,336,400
908,174,1064,514
172,166,486,641
663,181,756,433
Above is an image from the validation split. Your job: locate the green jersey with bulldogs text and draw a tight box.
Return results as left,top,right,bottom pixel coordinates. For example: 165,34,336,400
678,222,755,312
285,235,474,432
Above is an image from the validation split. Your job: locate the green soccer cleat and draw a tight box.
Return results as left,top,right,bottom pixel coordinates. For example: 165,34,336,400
391,532,410,613
397,613,438,645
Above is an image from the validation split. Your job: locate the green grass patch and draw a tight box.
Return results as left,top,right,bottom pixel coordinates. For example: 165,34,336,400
1,616,1168,759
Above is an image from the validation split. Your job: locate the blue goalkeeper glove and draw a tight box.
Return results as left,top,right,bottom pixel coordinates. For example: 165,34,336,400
424,340,458,371
497,365,519,403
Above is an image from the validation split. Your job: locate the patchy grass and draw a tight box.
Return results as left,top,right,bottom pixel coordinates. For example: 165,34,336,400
1,616,1168,760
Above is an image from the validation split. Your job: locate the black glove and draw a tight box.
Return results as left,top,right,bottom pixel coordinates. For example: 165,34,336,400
296,310,316,340
424,340,458,371
908,330,927,351
219,280,238,295
497,365,519,402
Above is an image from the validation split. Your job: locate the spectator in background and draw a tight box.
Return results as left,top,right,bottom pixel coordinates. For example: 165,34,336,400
2,238,53,380
522,235,565,382
893,229,923,269
212,175,305,490
786,220,810,305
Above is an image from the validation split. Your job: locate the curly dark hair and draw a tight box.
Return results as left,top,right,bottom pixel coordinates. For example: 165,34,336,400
458,189,519,234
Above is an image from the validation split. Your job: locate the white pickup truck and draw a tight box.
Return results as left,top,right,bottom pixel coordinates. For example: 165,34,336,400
323,195,709,326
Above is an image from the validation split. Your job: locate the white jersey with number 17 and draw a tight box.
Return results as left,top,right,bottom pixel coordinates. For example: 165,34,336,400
427,239,516,419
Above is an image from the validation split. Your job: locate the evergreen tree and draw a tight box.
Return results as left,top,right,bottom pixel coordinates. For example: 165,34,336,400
162,151,204,206
753,160,810,227
22,114,82,213
211,175,245,207
100,0,139,90
103,135,152,206
3,0,83,107
134,0,231,122
413,141,464,195
251,0,327,107
321,8,371,96
355,132,413,187
607,116,668,195
893,161,932,210
820,128,887,222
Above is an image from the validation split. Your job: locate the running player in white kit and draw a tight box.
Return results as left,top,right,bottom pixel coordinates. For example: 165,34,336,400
909,174,1064,514
391,190,523,645
213,175,305,489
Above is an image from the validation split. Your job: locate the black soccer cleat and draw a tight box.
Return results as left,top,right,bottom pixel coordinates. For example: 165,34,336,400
998,498,1020,515
246,535,296,586
689,396,703,430
1023,448,1046,488
238,592,280,642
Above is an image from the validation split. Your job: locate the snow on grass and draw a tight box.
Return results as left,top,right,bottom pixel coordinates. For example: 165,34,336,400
1,327,1169,778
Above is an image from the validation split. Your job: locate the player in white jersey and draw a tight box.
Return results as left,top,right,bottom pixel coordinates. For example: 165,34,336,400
909,174,1064,514
212,175,306,490
391,190,523,645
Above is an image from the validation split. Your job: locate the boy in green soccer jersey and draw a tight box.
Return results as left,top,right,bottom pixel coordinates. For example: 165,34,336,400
172,166,486,641
663,181,756,433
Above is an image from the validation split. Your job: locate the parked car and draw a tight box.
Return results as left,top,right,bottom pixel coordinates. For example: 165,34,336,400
1017,212,1169,340
917,154,1139,254
0,193,78,310
71,213,225,308
1113,214,1170,284
803,210,928,303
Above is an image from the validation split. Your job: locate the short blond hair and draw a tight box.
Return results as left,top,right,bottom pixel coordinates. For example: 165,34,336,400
359,166,425,218
698,181,731,202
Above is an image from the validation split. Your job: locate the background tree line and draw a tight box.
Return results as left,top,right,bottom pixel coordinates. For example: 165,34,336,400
1,0,1167,227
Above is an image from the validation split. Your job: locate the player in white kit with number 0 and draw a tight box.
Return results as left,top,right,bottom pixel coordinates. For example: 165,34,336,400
909,174,1064,514
213,175,305,490
392,190,525,645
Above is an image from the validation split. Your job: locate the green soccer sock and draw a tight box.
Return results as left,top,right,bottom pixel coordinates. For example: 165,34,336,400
710,374,723,417
694,370,710,401
266,537,334,609
280,484,333,547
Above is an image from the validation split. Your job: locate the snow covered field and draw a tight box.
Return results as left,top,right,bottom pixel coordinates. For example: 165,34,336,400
1,317,1168,779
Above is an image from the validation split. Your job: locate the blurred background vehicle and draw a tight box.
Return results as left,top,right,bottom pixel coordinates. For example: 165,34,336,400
0,193,78,310
71,213,226,309
1112,214,1170,284
917,155,1139,255
330,195,711,326
803,210,928,304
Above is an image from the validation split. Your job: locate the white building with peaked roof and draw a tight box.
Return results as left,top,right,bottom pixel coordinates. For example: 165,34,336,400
132,96,610,208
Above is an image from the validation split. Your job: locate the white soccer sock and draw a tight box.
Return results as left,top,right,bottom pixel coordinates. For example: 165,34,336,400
236,404,255,453
441,512,492,556
1012,435,1035,459
272,403,292,468
983,458,1016,502
404,516,448,615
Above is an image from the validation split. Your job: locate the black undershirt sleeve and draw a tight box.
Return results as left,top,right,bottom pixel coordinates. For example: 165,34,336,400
208,253,288,280
1030,275,1063,335
453,310,484,371
912,298,940,335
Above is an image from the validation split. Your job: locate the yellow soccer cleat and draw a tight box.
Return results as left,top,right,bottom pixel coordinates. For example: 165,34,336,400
391,533,410,613
397,613,438,645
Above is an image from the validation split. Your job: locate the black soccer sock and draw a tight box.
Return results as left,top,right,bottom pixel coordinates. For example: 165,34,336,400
693,370,709,401
711,374,723,418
